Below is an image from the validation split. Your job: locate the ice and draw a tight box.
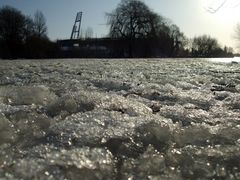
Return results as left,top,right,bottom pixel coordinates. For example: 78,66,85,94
136,122,172,151
173,126,213,147
0,85,57,106
0,113,15,145
99,94,152,116
120,145,166,179
214,126,240,145
226,94,240,110
48,110,158,148
91,79,131,92
0,58,240,179
46,94,81,117
159,104,211,126
9,147,114,179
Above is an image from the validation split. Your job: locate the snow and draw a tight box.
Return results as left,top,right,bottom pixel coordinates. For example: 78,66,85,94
0,58,240,179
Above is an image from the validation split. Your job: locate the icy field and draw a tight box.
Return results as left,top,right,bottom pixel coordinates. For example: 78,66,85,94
0,58,240,179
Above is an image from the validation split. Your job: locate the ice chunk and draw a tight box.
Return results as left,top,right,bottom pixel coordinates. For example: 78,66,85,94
160,104,210,126
46,91,100,117
176,81,198,90
49,110,136,147
48,109,169,149
226,94,240,110
45,148,114,179
213,127,240,145
136,121,171,151
103,137,145,158
176,89,215,110
120,145,166,179
46,95,79,117
0,85,57,106
91,79,131,92
8,111,51,142
11,147,114,179
213,91,230,101
99,95,152,116
0,113,15,145
174,126,212,147
236,84,240,93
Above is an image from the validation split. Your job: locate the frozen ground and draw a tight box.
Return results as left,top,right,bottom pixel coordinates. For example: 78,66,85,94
0,58,240,179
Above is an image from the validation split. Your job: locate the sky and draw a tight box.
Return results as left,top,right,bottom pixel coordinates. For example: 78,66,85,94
1,0,240,51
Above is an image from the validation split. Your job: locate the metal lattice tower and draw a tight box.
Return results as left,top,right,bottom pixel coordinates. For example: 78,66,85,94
70,12,83,39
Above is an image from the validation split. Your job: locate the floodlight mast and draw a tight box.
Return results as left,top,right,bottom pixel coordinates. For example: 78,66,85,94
70,12,83,39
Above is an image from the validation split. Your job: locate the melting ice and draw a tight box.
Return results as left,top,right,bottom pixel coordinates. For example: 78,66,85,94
0,58,240,179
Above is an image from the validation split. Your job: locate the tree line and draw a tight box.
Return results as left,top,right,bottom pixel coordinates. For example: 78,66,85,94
0,1,236,59
106,0,233,57
0,6,57,59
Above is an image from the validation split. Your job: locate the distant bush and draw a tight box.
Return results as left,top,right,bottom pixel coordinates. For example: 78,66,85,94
24,35,59,59
191,35,233,57
0,6,27,58
0,6,57,59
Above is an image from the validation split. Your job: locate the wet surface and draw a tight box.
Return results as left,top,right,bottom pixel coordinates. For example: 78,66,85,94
0,58,240,179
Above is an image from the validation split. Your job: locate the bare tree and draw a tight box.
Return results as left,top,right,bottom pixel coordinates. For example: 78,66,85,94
0,6,28,58
205,0,240,13
168,24,187,55
33,10,47,38
107,0,166,39
0,6,26,41
107,0,166,56
23,15,35,40
106,0,187,57
205,0,227,13
235,23,240,49
191,35,222,57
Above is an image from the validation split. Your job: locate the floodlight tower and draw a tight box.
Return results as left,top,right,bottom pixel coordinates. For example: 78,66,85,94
70,12,83,39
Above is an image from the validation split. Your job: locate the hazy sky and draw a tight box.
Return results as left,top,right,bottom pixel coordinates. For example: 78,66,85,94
1,0,240,51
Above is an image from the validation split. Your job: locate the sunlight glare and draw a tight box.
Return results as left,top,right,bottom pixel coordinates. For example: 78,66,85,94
202,0,240,23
